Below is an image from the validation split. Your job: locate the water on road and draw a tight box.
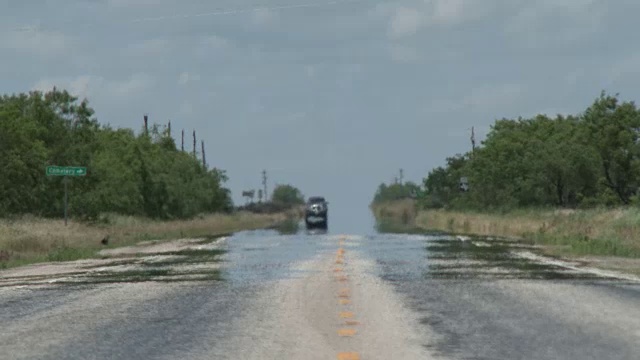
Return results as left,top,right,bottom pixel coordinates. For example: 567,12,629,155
1,221,639,359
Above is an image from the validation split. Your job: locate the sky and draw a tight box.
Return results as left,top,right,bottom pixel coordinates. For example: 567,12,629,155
2,0,640,233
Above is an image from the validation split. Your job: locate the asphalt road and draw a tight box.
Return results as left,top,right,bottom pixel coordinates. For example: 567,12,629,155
1,227,639,360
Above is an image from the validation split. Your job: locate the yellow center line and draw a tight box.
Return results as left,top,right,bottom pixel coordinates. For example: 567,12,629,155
337,353,360,360
338,328,357,336
335,238,358,360
339,311,354,318
334,243,359,360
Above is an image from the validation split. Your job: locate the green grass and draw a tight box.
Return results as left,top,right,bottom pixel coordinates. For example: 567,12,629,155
47,246,98,262
372,201,640,258
0,210,300,270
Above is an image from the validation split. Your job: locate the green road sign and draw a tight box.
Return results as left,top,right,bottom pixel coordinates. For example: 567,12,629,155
46,166,87,177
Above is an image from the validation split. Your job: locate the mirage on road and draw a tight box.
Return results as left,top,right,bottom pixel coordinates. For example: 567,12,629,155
1,229,639,360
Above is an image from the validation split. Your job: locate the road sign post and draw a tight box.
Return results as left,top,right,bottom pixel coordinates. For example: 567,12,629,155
46,166,87,225
46,166,87,177
64,177,68,226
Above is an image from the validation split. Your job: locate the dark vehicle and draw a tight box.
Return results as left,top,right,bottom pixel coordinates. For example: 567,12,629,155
305,196,328,229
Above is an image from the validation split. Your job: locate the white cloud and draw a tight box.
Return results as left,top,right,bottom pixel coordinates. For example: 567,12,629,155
385,0,495,39
32,73,154,100
178,101,194,116
606,51,640,84
33,75,104,99
106,73,154,97
126,38,171,57
178,72,200,85
389,45,421,63
252,8,278,26
108,0,167,7
195,35,229,58
565,67,586,86
505,0,605,48
304,65,316,78
426,84,523,114
0,28,69,57
463,84,522,111
201,35,228,49
389,7,424,38
432,0,466,24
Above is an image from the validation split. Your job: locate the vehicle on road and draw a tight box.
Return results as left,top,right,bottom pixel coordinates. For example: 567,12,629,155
304,196,328,230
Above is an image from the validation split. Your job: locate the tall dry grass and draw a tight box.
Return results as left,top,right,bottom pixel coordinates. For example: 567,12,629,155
370,199,418,225
369,200,640,257
0,210,297,268
415,208,640,257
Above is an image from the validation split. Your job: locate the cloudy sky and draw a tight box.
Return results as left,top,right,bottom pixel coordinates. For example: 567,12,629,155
2,0,640,232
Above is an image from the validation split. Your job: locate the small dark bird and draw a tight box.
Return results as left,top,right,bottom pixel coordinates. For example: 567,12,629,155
101,235,110,246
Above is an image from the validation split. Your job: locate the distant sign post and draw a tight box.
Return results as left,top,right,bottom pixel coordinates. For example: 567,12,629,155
46,166,87,225
46,166,87,177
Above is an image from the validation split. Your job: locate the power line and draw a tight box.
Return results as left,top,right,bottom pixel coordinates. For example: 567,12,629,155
6,0,375,32
131,0,370,23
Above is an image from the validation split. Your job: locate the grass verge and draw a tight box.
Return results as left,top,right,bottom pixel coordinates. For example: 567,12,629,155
0,210,299,269
371,200,640,259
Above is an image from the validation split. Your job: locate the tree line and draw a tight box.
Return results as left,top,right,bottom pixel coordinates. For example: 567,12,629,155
237,184,305,213
0,88,235,220
371,181,421,205
420,91,640,211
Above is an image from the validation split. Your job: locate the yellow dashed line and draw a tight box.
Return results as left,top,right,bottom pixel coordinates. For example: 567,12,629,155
335,239,359,360
337,353,360,360
339,311,354,318
338,328,357,336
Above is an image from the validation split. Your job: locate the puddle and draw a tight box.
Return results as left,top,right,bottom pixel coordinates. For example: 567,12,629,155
0,228,329,287
364,232,636,282
0,237,230,287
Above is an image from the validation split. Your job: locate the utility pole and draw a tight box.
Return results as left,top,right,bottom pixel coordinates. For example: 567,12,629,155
201,140,206,169
167,120,171,137
192,130,197,158
143,114,149,135
262,170,268,201
399,168,404,185
471,126,476,153
181,129,184,151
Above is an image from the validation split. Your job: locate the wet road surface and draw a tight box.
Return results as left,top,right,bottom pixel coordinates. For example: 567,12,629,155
1,227,639,359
